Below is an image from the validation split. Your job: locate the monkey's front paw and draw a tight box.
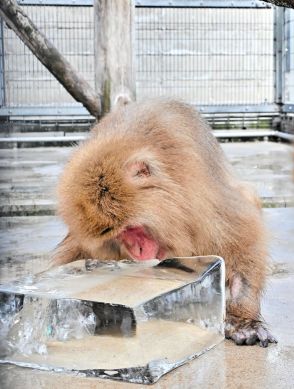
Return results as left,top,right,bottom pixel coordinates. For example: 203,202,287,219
225,319,277,347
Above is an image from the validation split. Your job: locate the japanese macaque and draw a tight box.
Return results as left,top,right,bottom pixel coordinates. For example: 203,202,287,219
54,98,276,347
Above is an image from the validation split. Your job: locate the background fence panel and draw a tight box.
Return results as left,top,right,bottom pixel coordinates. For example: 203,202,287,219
135,7,274,110
1,4,94,111
0,0,293,120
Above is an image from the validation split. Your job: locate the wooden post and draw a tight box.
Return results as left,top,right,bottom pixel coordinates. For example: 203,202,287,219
0,0,101,118
94,0,135,114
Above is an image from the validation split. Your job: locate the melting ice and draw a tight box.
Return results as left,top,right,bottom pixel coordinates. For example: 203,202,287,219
0,256,225,384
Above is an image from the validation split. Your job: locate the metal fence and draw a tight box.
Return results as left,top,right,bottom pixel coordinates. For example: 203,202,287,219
136,4,274,113
283,7,294,113
0,1,94,117
0,0,293,120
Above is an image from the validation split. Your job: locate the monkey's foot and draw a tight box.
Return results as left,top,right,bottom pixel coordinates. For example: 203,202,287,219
225,317,277,347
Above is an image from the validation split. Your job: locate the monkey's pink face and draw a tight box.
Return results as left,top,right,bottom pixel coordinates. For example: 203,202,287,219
117,226,167,261
104,158,169,261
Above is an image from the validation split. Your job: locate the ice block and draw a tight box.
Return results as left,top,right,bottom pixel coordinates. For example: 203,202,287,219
0,256,225,384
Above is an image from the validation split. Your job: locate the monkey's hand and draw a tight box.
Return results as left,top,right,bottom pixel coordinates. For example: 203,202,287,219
225,315,277,347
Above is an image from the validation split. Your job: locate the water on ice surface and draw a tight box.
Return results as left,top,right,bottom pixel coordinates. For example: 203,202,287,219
0,256,225,384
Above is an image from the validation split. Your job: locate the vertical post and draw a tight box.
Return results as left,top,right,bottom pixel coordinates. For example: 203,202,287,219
274,6,285,106
284,8,291,72
94,0,135,114
0,19,5,107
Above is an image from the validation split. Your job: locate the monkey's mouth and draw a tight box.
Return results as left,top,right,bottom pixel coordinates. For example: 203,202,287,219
117,226,166,261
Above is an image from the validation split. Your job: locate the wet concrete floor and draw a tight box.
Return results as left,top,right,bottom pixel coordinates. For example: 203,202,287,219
0,141,293,388
0,141,293,217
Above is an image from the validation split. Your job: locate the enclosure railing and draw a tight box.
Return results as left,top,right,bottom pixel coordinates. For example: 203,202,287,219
0,0,293,120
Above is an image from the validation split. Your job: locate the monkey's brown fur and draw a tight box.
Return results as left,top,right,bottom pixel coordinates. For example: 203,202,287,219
55,99,276,347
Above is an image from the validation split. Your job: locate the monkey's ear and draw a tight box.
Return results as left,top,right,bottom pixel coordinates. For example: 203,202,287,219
50,233,85,267
128,161,151,178
125,149,162,180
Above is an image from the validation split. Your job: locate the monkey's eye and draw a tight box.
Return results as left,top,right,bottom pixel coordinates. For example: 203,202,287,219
100,226,113,236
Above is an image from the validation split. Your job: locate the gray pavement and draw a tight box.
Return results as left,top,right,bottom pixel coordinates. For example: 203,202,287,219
0,141,293,217
222,141,294,206
0,140,293,388
0,147,69,216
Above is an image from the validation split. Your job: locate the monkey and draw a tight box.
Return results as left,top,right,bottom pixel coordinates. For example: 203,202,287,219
53,98,277,347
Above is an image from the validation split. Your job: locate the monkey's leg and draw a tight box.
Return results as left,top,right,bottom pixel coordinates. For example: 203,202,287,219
225,272,277,347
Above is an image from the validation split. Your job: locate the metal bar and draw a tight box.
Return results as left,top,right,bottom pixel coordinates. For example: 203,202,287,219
274,6,285,105
194,104,279,114
17,0,272,8
135,1,272,8
285,8,291,72
214,129,294,142
275,130,294,140
0,20,5,107
0,131,280,144
0,106,93,116
283,8,294,107
0,104,280,117
0,135,85,142
17,0,93,6
1,131,292,150
214,129,276,137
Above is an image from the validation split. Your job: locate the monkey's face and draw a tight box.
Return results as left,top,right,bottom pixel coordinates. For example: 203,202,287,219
58,138,194,261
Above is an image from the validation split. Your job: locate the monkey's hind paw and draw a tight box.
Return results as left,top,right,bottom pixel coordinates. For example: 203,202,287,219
225,320,277,348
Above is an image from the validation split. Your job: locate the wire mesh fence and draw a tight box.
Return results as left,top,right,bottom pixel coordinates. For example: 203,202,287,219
135,7,274,108
0,1,292,120
1,4,94,110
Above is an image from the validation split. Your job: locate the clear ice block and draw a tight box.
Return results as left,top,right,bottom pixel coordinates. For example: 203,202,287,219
0,256,225,384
